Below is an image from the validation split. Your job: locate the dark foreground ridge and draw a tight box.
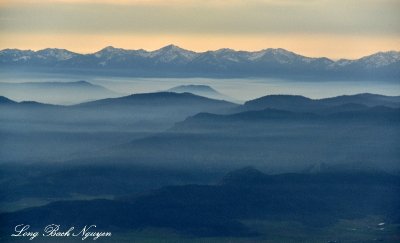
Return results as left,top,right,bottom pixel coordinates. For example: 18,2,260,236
1,168,399,237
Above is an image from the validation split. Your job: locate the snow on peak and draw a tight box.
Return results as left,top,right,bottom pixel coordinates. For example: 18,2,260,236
149,45,197,62
94,46,129,58
358,51,400,68
36,48,77,61
0,49,35,62
251,48,305,64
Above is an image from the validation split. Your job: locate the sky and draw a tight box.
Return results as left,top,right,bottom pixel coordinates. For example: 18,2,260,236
0,0,399,59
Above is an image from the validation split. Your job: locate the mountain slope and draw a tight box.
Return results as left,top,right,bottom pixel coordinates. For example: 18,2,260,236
166,84,237,102
77,91,236,110
240,93,400,112
85,100,400,175
74,92,237,129
0,91,238,133
1,46,398,80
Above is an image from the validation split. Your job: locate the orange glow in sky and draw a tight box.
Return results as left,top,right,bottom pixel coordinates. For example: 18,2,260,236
0,0,399,59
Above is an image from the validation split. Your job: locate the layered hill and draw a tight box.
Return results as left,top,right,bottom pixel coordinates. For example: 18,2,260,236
166,84,236,102
0,80,120,105
0,92,237,162
237,93,400,113
0,92,237,130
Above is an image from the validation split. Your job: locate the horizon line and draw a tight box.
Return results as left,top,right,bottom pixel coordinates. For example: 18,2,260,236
1,44,399,61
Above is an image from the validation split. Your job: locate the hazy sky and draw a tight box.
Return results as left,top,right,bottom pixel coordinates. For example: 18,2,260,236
0,0,399,59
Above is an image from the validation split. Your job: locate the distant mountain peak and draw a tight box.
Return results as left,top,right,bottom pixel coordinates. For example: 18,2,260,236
262,48,299,57
35,48,78,60
249,48,311,64
215,48,236,53
102,46,117,50
245,94,312,106
94,46,130,58
264,48,293,54
150,45,197,62
155,44,192,53
161,44,182,50
368,50,400,58
0,48,32,53
357,50,400,68
166,84,238,102
1,46,399,80
98,46,125,52
38,48,72,52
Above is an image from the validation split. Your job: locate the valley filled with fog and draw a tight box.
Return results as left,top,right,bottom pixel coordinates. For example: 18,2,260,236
1,0,399,240
0,73,399,242
1,72,399,104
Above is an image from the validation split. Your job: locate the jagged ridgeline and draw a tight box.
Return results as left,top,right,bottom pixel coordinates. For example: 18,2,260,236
1,46,399,80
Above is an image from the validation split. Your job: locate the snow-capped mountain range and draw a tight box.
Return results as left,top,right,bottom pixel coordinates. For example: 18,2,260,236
1,45,399,80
